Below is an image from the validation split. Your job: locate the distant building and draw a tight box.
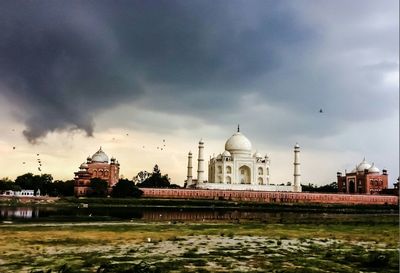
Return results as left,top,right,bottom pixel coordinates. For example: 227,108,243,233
1,190,35,196
337,158,388,195
74,147,120,197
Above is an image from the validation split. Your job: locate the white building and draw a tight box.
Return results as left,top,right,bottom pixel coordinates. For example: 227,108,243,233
2,190,35,196
186,127,302,192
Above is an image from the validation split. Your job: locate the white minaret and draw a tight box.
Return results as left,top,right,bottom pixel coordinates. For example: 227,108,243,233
186,151,193,186
197,139,205,184
293,143,301,192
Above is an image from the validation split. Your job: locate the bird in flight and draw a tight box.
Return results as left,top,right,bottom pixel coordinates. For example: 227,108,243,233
319,109,323,113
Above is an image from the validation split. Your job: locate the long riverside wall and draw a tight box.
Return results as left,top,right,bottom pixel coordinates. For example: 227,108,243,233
141,188,399,205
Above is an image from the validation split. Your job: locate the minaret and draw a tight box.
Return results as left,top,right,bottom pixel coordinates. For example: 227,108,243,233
293,143,302,192
186,151,193,186
197,139,205,184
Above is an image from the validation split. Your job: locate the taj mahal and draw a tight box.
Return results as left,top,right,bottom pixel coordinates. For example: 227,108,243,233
186,126,302,192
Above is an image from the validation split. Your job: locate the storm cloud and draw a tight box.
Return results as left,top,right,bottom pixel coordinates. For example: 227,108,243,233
0,0,398,143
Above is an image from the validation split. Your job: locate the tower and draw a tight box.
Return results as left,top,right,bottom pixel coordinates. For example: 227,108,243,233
186,151,193,186
293,143,301,192
197,139,205,184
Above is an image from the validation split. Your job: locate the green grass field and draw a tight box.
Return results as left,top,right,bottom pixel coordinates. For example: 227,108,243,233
0,214,398,273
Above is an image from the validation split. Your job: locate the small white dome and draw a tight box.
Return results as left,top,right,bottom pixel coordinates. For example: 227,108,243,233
225,132,252,154
80,162,88,169
253,151,262,158
356,158,371,172
91,147,109,163
368,163,380,173
221,150,231,157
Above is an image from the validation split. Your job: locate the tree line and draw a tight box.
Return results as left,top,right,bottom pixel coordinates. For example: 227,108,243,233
0,164,181,198
0,174,75,196
301,182,338,193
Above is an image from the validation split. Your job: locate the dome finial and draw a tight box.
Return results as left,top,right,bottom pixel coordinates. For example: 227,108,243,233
237,124,240,132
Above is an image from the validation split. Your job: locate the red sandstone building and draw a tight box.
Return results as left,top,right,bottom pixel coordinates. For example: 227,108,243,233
74,147,120,197
337,158,388,195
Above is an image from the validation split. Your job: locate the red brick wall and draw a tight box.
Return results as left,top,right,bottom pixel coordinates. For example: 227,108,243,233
141,188,398,205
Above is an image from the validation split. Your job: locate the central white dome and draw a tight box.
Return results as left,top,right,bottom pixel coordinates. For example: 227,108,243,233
91,147,109,163
225,132,252,155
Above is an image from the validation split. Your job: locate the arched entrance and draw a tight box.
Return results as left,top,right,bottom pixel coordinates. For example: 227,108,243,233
349,180,355,194
239,165,251,184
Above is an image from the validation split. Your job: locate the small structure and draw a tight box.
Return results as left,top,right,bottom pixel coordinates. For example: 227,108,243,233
337,158,388,194
1,190,35,196
74,147,120,197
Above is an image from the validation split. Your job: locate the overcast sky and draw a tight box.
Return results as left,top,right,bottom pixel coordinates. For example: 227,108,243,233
0,0,398,186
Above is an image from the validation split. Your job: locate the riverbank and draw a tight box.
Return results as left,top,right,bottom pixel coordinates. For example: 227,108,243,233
0,215,398,273
0,195,398,213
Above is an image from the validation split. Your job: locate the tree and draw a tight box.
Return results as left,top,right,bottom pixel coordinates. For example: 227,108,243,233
137,165,172,188
0,177,21,192
111,179,143,198
15,173,35,190
89,178,109,197
301,182,338,193
51,180,75,196
152,164,161,178
317,182,338,193
37,174,53,195
169,183,181,189
133,171,151,184
15,173,53,195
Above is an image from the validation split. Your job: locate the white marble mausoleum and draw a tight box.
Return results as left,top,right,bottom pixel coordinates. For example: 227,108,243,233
186,126,301,192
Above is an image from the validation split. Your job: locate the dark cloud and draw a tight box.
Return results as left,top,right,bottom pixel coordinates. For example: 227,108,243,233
0,1,397,143
0,1,143,142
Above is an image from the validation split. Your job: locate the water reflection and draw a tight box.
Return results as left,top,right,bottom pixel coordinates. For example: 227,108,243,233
0,206,386,223
1,207,39,219
0,206,281,222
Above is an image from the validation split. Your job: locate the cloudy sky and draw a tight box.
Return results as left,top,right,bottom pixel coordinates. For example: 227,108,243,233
0,0,398,186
